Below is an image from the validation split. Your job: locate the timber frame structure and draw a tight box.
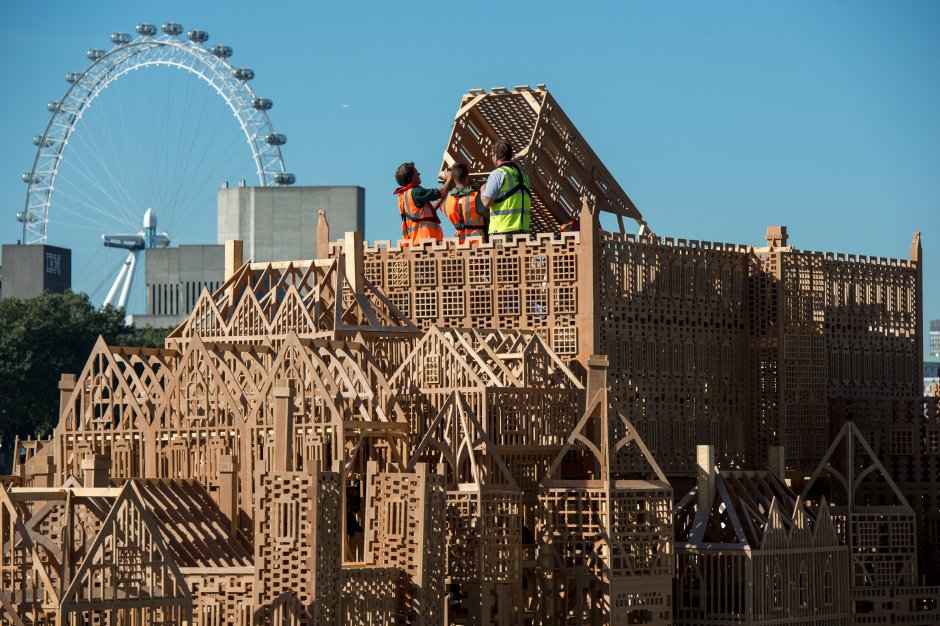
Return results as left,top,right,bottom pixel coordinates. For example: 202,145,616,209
3,85,939,625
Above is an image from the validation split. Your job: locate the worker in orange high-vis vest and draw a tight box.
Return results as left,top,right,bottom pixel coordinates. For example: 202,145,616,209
443,163,487,242
394,161,453,243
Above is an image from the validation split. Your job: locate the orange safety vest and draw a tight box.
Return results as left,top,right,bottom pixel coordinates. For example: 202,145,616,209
444,190,486,241
398,188,443,242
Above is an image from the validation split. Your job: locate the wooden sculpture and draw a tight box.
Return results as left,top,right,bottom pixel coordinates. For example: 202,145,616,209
2,86,938,626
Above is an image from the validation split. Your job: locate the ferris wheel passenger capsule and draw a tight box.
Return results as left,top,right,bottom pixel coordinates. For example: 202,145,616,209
47,101,60,112
275,172,296,185
187,29,209,43
162,23,183,36
211,45,233,58
33,135,54,148
265,133,287,146
136,24,157,36
87,49,106,61
22,172,41,184
110,32,131,45
65,72,81,83
233,68,254,81
252,98,273,110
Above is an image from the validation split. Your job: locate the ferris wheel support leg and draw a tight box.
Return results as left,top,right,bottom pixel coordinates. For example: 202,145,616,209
117,251,139,310
104,252,133,307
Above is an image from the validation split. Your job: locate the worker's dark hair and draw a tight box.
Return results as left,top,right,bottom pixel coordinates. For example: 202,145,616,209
395,162,417,186
492,140,514,162
451,163,469,184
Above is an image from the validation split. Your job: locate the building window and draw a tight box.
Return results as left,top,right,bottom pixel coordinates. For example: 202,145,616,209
44,252,61,275
798,562,809,608
772,561,783,610
823,559,834,606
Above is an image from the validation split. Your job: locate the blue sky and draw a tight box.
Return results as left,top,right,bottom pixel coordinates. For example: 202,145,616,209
1,1,938,348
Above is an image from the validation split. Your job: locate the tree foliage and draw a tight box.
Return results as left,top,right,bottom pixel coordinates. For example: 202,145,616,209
0,291,170,465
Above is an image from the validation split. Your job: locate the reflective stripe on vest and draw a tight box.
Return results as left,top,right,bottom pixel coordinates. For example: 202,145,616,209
398,188,442,241
444,191,485,238
488,164,531,234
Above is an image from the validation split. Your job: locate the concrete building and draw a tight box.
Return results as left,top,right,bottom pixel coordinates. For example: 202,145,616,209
217,184,365,263
0,244,71,300
131,244,224,328
135,185,365,328
930,319,940,358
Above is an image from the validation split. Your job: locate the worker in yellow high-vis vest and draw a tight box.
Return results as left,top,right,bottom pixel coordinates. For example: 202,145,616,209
480,140,531,239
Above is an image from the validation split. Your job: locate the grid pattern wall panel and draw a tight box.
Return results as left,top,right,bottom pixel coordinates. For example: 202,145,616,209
189,574,253,626
446,490,522,585
254,470,341,626
608,487,674,579
440,86,644,234
341,566,400,626
537,484,674,625
769,250,920,472
341,236,582,358
366,469,446,626
817,253,919,399
598,233,755,473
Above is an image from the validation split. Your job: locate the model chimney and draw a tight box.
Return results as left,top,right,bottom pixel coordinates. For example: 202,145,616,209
696,444,716,511
273,381,294,472
82,455,111,488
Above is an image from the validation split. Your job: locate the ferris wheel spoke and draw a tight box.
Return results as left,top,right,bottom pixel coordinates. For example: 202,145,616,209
53,186,136,233
56,148,140,229
171,114,245,225
55,173,136,231
64,119,141,225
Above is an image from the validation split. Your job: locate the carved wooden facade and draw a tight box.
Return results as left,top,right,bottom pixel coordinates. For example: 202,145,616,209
799,422,940,624
675,457,851,625
1,85,936,625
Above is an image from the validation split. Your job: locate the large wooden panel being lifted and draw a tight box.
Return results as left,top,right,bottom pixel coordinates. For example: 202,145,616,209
440,86,649,234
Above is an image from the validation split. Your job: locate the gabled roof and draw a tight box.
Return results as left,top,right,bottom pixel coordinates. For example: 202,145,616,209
169,256,419,346
800,420,913,513
390,327,582,391
55,337,177,434
133,479,251,569
675,470,841,550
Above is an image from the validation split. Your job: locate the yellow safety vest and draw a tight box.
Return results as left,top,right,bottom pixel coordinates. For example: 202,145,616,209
488,164,531,235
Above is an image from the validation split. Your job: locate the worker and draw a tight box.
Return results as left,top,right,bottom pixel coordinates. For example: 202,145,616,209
394,161,454,243
443,163,487,242
480,140,531,239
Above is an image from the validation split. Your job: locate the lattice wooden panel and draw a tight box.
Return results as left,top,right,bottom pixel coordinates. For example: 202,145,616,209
599,232,755,473
339,235,582,360
341,565,400,626
365,467,446,626
189,574,253,626
446,490,522,585
254,470,341,626
440,86,645,234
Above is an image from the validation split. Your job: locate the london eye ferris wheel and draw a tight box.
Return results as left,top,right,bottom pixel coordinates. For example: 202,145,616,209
19,21,295,311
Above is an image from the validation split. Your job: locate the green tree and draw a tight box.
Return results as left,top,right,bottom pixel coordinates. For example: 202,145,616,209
0,291,170,469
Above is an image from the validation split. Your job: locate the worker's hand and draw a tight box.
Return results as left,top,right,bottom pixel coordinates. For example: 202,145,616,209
443,170,453,184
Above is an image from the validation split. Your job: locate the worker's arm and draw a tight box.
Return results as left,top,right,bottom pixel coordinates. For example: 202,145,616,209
438,171,454,198
479,168,502,213
478,193,491,218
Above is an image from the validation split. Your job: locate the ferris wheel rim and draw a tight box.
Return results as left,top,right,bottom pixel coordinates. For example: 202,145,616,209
20,27,291,245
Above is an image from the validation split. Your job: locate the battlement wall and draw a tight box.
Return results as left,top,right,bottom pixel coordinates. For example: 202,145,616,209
329,229,921,474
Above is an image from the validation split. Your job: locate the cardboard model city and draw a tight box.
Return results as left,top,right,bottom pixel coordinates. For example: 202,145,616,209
3,86,939,626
